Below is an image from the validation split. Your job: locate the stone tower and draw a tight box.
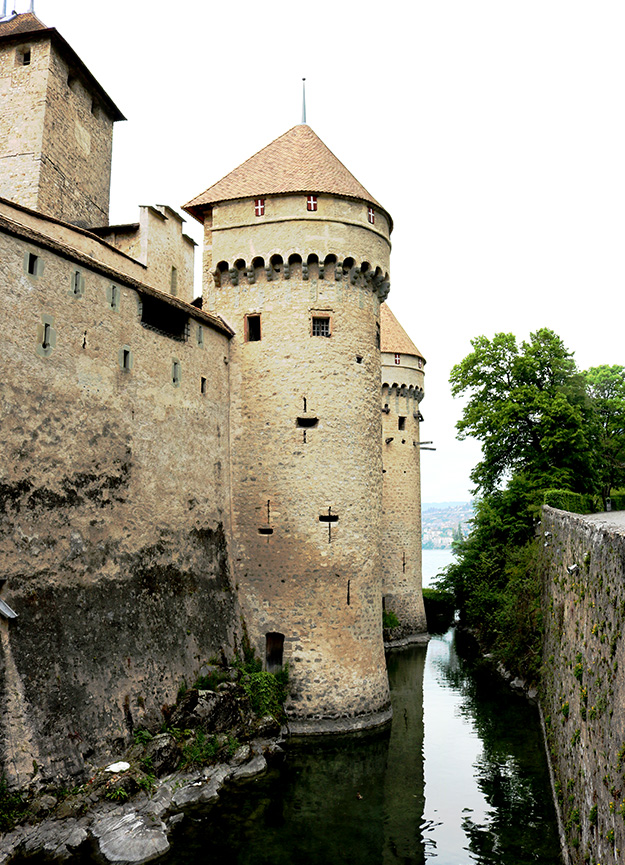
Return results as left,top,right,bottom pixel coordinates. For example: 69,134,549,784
185,124,393,732
0,12,124,227
380,304,427,637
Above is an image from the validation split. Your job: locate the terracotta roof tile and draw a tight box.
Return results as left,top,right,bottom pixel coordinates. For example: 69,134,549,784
0,11,47,37
380,304,425,361
184,124,390,226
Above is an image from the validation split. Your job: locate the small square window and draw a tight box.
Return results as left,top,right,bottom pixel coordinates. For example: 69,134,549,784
394,353,401,365
246,314,261,342
19,49,31,66
307,195,317,212
367,207,375,224
254,199,265,217
312,317,330,337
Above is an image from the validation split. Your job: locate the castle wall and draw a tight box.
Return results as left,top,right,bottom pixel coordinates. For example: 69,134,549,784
381,367,427,636
207,195,392,728
540,506,625,865
0,215,240,786
95,206,196,302
38,40,115,227
0,34,115,228
0,36,49,212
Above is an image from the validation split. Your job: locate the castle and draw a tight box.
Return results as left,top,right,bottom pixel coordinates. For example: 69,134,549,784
0,10,426,785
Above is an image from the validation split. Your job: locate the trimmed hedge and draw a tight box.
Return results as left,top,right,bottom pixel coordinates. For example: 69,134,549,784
543,489,625,514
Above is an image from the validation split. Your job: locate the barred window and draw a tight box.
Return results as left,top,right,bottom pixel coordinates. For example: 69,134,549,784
312,317,330,337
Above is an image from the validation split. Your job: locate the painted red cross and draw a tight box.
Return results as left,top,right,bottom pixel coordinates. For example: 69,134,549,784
368,207,375,224
254,198,265,217
307,195,317,211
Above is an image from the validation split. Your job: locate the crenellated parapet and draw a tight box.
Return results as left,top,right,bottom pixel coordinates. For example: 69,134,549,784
212,252,390,301
382,381,425,406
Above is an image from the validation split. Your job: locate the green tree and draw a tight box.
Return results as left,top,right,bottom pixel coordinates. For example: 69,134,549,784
450,328,595,495
441,329,599,681
585,364,625,502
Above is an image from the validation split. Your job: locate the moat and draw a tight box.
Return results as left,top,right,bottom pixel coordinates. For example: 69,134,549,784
156,629,562,865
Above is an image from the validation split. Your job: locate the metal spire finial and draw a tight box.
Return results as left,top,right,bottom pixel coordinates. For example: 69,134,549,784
29,0,34,11
1,1,6,18
301,78,306,125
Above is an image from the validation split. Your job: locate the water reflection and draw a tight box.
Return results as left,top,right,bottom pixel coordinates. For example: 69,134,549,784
164,630,561,864
423,629,562,864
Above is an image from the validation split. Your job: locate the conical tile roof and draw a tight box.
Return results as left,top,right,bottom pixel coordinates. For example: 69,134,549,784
380,304,425,361
184,124,390,226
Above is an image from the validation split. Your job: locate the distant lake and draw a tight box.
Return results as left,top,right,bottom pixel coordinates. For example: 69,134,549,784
422,548,456,588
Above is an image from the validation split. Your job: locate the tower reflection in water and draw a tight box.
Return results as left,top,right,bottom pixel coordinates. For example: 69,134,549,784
161,633,560,865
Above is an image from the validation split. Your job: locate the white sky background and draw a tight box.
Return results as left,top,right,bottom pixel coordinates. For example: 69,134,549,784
22,0,625,502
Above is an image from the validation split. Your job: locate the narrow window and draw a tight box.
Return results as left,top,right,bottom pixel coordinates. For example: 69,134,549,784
197,325,204,346
28,253,38,275
19,49,31,66
122,349,131,370
312,317,330,337
356,355,363,364
265,632,284,673
110,285,117,309
254,198,265,217
246,314,261,342
170,266,178,296
73,271,82,295
172,360,181,386
398,416,406,431
200,376,207,394
297,417,318,428
307,195,317,212
367,207,375,224
42,323,51,350
376,322,381,349
394,353,401,365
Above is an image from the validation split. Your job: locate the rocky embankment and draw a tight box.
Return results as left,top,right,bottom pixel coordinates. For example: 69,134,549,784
0,681,284,864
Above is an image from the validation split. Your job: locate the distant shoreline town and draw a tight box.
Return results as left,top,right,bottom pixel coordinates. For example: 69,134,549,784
422,501,474,549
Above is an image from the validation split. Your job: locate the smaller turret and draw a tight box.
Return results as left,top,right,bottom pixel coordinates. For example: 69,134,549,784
380,304,428,638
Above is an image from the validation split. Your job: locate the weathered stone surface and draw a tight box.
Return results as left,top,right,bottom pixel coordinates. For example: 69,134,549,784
92,811,170,864
170,765,231,809
143,734,181,776
541,506,625,865
229,754,267,783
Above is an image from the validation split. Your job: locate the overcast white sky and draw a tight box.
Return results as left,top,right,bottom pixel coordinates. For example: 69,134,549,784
18,0,625,502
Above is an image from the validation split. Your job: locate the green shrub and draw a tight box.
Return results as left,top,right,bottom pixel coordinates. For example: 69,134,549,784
193,669,231,691
543,490,600,514
241,665,288,721
382,609,400,629
422,588,455,634
0,776,27,832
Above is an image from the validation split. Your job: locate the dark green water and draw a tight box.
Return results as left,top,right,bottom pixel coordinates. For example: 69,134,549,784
163,629,562,864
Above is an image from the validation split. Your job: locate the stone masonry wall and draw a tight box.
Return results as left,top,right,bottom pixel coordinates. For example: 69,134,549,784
208,194,392,728
381,382,427,636
0,223,240,787
0,35,115,228
541,506,625,865
0,37,49,212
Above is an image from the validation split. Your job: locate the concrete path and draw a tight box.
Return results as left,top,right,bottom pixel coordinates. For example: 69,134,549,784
579,510,625,535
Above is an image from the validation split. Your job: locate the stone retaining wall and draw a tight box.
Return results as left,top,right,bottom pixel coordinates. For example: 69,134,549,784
541,506,625,865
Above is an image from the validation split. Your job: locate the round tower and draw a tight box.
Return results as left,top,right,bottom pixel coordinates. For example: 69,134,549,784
380,304,427,638
185,124,393,732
